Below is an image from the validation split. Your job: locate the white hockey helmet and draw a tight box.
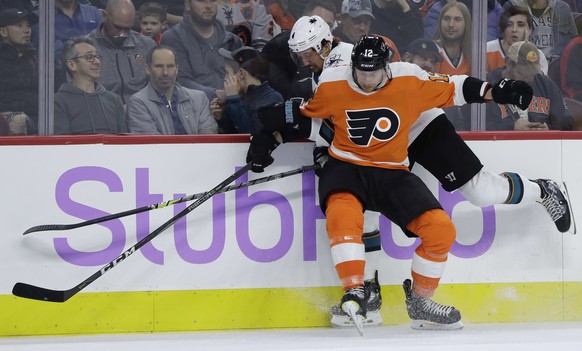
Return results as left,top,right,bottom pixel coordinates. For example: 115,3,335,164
288,15,333,54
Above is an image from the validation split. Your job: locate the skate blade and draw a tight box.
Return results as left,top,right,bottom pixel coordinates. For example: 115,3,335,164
562,182,577,235
331,311,383,328
410,319,464,330
342,301,364,336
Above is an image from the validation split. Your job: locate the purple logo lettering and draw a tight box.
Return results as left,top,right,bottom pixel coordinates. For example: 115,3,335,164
235,171,294,262
54,166,126,266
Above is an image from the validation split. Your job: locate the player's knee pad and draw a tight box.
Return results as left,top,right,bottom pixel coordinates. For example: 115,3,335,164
458,170,515,207
325,192,364,244
407,209,456,256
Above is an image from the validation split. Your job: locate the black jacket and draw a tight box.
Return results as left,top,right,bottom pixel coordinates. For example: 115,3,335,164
0,43,39,127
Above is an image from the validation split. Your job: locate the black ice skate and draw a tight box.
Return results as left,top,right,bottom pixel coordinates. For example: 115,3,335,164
339,286,367,336
331,271,382,328
403,279,463,330
534,179,576,234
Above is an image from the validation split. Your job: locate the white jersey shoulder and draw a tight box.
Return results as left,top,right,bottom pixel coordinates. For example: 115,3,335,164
323,42,354,70
318,64,351,85
389,61,430,80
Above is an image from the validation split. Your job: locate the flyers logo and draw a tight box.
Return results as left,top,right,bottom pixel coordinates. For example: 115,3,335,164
346,108,400,146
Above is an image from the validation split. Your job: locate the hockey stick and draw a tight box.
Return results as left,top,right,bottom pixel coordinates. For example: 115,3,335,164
23,164,320,235
12,163,253,303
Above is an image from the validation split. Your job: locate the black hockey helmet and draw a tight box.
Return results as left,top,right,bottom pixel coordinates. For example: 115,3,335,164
351,35,390,71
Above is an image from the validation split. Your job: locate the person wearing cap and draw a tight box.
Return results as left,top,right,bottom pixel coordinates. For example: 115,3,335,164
86,0,156,105
211,46,283,133
127,45,218,134
0,7,39,135
486,40,573,131
486,6,548,74
403,37,442,72
334,0,401,61
368,0,423,53
160,0,243,101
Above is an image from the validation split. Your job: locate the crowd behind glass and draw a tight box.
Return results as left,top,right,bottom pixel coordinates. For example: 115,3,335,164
0,0,580,136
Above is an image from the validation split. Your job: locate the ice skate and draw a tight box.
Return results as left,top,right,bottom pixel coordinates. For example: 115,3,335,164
331,271,382,328
534,179,576,234
403,279,463,330
338,286,367,336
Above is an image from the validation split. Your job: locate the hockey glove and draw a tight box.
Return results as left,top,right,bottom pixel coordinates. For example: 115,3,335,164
312,146,329,177
491,78,533,110
246,131,280,173
257,98,303,132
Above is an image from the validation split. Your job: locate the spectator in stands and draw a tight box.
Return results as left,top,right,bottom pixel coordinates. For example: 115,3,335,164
560,34,582,101
132,0,184,26
333,0,401,61
368,0,424,54
403,37,443,73
138,2,167,45
503,0,578,61
0,0,35,13
90,0,185,27
0,8,38,134
211,46,283,133
433,0,472,75
47,0,103,89
54,37,126,134
487,40,573,130
87,0,156,104
261,0,337,99
161,0,243,100
127,45,218,134
216,0,279,50
286,0,311,20
424,0,503,41
54,0,102,53
487,6,548,74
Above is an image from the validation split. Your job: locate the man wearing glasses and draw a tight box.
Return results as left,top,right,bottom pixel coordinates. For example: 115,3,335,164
86,0,155,104
53,37,127,134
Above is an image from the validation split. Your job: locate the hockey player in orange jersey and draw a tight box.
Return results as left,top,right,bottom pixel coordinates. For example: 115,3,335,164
246,35,534,335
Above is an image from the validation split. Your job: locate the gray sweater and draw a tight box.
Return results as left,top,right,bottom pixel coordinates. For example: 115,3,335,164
86,26,156,104
160,16,243,98
54,82,127,135
127,82,218,134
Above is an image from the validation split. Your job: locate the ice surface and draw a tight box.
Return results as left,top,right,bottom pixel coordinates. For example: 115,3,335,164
1,322,581,351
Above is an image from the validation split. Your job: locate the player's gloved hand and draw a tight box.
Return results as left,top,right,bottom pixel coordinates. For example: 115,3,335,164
257,98,303,132
491,78,533,110
246,131,280,173
312,146,328,176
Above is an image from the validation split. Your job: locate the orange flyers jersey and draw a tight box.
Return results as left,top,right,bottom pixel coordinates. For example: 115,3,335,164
435,46,471,75
300,62,469,170
486,39,548,74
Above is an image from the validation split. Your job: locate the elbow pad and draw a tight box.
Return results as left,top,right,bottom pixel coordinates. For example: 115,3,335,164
258,98,303,133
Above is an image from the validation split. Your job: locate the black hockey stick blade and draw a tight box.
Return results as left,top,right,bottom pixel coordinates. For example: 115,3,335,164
13,163,252,303
12,282,72,302
22,164,320,235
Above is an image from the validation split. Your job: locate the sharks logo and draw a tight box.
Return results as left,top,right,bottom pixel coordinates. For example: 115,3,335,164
346,108,400,146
